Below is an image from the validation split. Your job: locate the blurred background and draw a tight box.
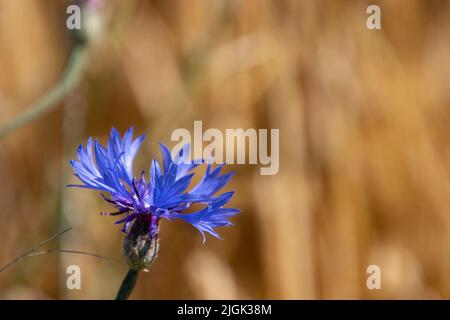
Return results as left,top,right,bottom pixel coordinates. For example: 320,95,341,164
1,0,450,299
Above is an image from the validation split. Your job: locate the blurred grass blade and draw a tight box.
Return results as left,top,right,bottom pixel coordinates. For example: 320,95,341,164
0,44,88,139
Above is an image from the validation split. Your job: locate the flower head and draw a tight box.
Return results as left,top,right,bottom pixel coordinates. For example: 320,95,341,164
69,127,239,243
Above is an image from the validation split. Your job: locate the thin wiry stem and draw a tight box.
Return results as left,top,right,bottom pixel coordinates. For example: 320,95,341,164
0,44,88,139
26,249,124,264
0,227,72,273
0,227,124,273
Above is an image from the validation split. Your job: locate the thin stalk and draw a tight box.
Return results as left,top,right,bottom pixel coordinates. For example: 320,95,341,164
115,269,139,300
0,227,72,273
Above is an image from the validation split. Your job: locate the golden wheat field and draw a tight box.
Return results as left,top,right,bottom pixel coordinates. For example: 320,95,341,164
1,0,450,300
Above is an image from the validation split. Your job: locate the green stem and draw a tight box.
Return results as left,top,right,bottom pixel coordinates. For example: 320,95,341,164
115,269,139,300
0,44,88,139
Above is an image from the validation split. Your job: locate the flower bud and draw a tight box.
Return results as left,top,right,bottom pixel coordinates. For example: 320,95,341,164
123,214,159,271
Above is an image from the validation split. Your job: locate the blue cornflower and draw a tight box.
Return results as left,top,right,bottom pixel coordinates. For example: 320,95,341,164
69,127,239,243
